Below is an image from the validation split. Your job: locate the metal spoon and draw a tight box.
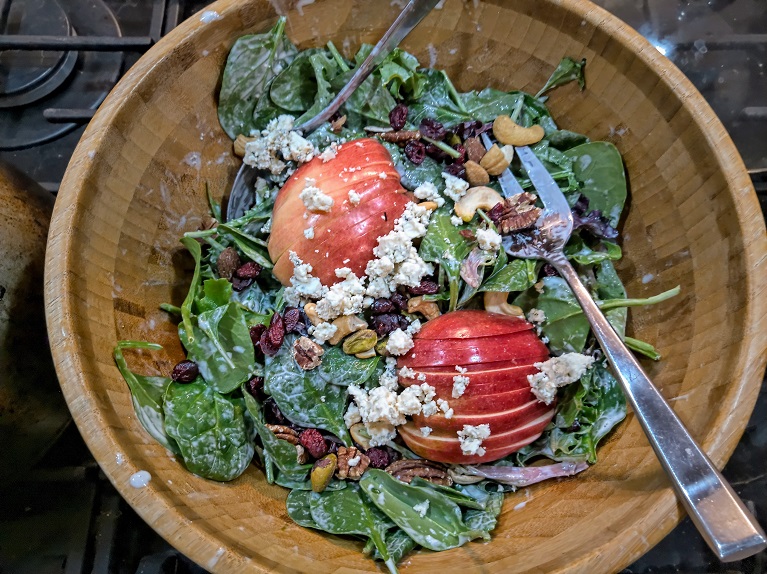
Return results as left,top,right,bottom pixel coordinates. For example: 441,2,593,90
225,0,440,221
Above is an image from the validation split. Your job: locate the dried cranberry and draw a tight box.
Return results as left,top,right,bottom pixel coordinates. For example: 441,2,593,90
283,307,307,335
419,118,446,141
452,144,466,164
259,331,280,356
543,263,559,277
299,428,328,459
455,120,493,139
487,201,505,225
365,447,391,469
564,420,581,433
390,292,408,311
407,280,439,295
235,261,261,279
264,397,288,426
249,324,266,347
171,360,199,383
404,140,426,165
371,313,410,338
424,143,450,162
232,276,253,291
245,376,265,400
267,313,285,347
443,162,466,179
389,103,408,131
327,441,340,455
370,298,396,315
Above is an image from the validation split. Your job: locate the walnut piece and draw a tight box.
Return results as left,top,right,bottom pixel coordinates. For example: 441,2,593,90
488,192,542,233
385,459,453,486
336,446,370,480
265,424,300,445
292,336,324,370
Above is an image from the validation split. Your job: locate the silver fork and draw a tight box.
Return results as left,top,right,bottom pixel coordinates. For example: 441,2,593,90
495,141,766,561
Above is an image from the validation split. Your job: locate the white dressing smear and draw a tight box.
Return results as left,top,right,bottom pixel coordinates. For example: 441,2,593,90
129,470,152,488
199,10,221,23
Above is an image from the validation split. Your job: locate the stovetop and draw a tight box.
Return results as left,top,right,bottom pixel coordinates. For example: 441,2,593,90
0,1,765,573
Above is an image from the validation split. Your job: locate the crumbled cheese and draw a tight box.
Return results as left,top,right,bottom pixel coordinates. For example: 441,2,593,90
315,267,367,320
366,421,397,447
406,319,422,336
452,375,470,398
344,403,362,427
386,328,414,356
399,366,417,379
527,308,546,324
441,172,469,202
310,322,338,344
413,182,445,207
348,189,361,205
450,215,464,227
347,455,361,467
527,353,595,404
437,398,454,419
419,426,433,437
476,227,502,251
377,357,399,391
379,171,388,179
396,383,437,416
283,251,327,306
417,373,427,381
299,178,334,212
319,142,339,162
455,365,467,374
243,115,315,176
421,401,438,417
413,500,430,517
457,424,491,456
303,226,315,239
349,385,405,427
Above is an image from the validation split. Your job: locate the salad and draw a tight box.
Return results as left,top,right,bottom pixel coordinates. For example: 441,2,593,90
115,17,679,572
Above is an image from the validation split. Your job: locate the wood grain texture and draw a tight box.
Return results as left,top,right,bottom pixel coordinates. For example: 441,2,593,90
44,0,767,572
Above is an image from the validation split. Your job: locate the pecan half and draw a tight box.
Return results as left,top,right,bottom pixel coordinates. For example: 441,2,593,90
292,336,324,370
216,247,241,280
265,424,300,445
385,459,453,486
487,192,542,234
336,446,370,480
379,130,421,143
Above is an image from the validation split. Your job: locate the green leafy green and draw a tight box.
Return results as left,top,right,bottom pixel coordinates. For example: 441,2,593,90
216,224,273,269
114,341,179,454
286,490,320,528
378,48,425,99
410,477,486,510
406,69,470,125
564,142,627,226
218,17,298,139
179,237,203,345
196,278,233,313
564,236,622,265
372,529,417,564
264,334,351,445
360,470,487,551
536,57,586,98
462,491,504,532
316,346,381,387
163,380,253,481
269,49,324,112
480,258,539,293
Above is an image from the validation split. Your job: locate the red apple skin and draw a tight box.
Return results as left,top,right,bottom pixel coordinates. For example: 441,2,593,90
268,138,409,285
396,310,554,464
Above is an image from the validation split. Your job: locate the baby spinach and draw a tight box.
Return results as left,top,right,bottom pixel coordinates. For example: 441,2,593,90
406,69,471,125
564,142,627,227
286,489,320,529
378,48,425,99
264,334,351,445
480,257,539,293
459,88,523,122
164,380,254,481
216,224,273,269
218,17,298,139
231,281,273,315
310,485,398,573
316,346,381,387
536,57,586,98
372,529,418,564
114,341,179,454
269,49,324,112
462,491,504,532
180,302,256,393
360,470,488,552
410,477,485,510
595,260,627,338
179,237,203,345
383,141,443,191
196,278,233,313
564,235,622,265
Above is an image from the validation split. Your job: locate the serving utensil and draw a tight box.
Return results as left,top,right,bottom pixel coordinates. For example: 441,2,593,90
225,0,440,221
487,135,767,562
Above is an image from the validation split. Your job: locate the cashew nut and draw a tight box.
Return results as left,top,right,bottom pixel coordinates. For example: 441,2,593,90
303,303,322,326
407,296,442,321
454,186,504,222
418,201,439,211
233,134,256,157
328,315,368,346
483,291,524,318
479,145,510,176
493,115,545,146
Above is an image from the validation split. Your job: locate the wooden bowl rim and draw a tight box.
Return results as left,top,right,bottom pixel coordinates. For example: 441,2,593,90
44,0,767,572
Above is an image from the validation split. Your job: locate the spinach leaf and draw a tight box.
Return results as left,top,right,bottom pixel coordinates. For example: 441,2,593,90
269,49,323,112
360,469,487,551
419,206,473,311
114,341,180,454
547,129,589,151
410,477,485,510
242,387,310,481
536,57,586,98
179,237,203,345
459,88,523,122
218,17,298,139
407,69,471,125
180,302,256,393
462,491,504,532
286,489,320,528
196,278,233,313
516,362,626,464
595,260,627,338
564,142,627,226
264,334,351,445
372,529,418,564
216,224,273,269
383,141,443,191
316,346,380,387
480,258,539,293
564,235,622,265
231,281,273,315
164,381,254,481
310,485,397,572
378,48,425,99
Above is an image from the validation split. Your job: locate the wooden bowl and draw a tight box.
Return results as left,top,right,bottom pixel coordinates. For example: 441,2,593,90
45,0,767,572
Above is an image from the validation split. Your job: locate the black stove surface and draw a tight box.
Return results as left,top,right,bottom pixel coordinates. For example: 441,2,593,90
0,1,765,573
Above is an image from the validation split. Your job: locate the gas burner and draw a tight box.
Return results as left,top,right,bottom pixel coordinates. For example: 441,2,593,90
0,0,124,151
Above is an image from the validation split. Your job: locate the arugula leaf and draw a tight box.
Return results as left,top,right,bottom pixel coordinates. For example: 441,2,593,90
535,57,586,98
164,380,254,481
264,334,351,444
480,258,539,293
114,341,180,454
218,17,298,139
310,484,397,571
360,469,487,551
419,206,473,311
516,362,626,464
316,346,381,387
378,48,425,99
180,302,256,393
564,142,627,227
179,237,203,345
286,490,320,528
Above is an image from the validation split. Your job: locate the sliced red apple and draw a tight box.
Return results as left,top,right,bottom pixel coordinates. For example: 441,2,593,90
399,364,541,392
415,309,532,340
411,398,552,433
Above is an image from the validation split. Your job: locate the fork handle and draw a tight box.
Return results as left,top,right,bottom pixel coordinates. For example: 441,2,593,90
549,253,767,562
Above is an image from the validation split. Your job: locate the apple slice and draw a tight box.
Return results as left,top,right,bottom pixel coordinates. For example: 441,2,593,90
411,398,552,433
415,309,532,340
399,364,541,392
